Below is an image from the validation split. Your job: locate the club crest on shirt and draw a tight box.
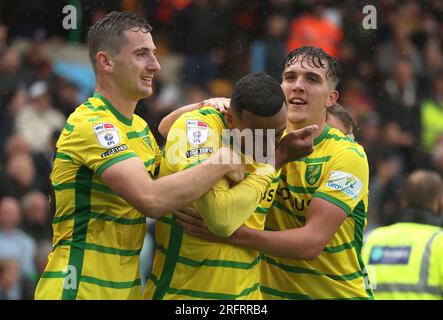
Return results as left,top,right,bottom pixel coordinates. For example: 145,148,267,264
93,122,120,148
186,120,209,146
305,164,323,185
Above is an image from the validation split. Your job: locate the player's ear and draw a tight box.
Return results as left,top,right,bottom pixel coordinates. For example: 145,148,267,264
96,51,114,73
225,108,234,127
326,90,339,108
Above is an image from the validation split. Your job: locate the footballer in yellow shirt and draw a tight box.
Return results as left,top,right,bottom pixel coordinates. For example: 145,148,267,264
145,73,315,299
176,46,373,300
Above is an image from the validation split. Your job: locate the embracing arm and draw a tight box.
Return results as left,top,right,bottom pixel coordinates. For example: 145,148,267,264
177,197,347,259
101,148,242,219
158,102,201,138
229,197,347,259
195,164,276,237
158,98,231,138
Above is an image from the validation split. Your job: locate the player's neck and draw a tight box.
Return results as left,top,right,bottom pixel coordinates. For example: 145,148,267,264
95,81,137,119
287,119,326,141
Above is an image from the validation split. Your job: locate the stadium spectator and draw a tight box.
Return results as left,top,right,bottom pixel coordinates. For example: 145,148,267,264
0,259,21,300
0,48,28,96
356,113,382,172
421,75,443,153
21,191,52,243
0,153,37,199
325,103,355,138
376,19,424,77
250,14,289,80
340,77,375,120
171,0,218,86
363,170,443,299
368,153,403,229
0,23,8,51
286,1,343,57
377,58,420,141
0,197,37,298
14,81,65,153
52,77,82,118
431,135,443,175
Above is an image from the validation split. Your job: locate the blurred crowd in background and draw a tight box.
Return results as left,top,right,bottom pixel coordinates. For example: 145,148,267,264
1,0,443,299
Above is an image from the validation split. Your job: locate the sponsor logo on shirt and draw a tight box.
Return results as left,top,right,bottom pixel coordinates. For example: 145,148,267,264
326,170,363,200
369,246,412,265
100,144,128,158
185,147,213,158
186,120,209,145
93,122,120,148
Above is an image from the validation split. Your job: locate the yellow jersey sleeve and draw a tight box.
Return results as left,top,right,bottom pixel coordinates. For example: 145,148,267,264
195,163,276,237
313,146,369,215
67,119,138,176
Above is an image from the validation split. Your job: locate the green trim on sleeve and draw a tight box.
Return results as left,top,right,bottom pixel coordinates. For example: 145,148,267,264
64,122,75,132
55,152,74,162
198,107,227,127
96,152,137,177
127,127,150,139
346,147,366,158
314,191,352,216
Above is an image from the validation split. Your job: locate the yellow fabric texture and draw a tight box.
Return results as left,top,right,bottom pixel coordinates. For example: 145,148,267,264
261,126,373,300
35,92,160,300
144,106,279,300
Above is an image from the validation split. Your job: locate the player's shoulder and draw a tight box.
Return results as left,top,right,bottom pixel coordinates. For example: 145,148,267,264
172,106,226,134
186,106,225,127
132,113,149,130
67,96,112,129
322,127,367,159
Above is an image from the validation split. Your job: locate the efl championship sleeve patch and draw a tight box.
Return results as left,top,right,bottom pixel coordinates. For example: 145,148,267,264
186,120,209,146
185,147,213,158
326,170,363,201
93,122,120,148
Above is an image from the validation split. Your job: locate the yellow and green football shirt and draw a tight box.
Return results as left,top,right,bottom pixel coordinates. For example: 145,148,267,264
261,126,373,300
144,106,279,300
35,92,161,300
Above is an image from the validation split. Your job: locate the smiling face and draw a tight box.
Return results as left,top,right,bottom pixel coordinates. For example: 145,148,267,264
110,29,161,100
281,55,339,129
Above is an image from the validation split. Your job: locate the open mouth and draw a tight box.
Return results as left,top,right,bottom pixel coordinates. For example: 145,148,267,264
289,97,307,107
141,76,153,85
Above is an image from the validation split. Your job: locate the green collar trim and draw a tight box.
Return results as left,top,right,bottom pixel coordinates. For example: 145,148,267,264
314,125,331,146
93,92,133,126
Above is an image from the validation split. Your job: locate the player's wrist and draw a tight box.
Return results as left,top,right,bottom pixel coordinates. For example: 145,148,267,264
273,148,284,171
229,226,251,246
